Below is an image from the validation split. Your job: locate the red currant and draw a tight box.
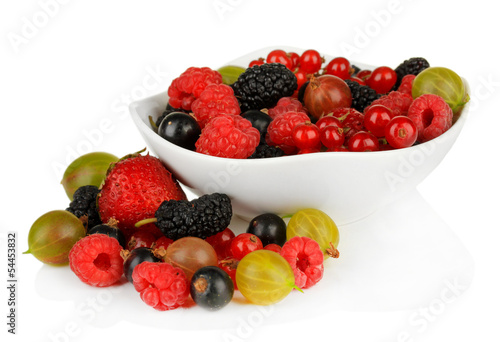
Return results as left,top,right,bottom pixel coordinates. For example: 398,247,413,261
127,230,156,250
384,116,418,149
320,125,345,149
324,57,351,80
297,146,321,154
229,233,263,260
347,131,380,152
218,257,238,290
294,69,309,95
153,236,173,250
288,52,300,70
299,49,323,74
356,69,372,80
316,116,343,131
249,58,265,68
263,244,282,253
292,122,321,149
267,49,293,70
363,104,393,138
347,76,366,85
366,66,397,94
205,228,235,260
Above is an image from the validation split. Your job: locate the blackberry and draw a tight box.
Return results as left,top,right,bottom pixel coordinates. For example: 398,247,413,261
66,185,101,230
154,193,232,240
231,63,297,112
248,144,285,159
345,80,381,112
394,57,430,89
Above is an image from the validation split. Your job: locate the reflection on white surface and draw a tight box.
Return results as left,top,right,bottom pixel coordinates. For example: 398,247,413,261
34,189,474,331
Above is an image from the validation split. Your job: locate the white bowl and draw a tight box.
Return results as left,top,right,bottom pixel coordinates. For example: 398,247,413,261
129,47,469,225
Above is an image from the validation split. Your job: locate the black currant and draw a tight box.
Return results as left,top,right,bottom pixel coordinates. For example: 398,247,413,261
158,112,201,151
190,266,234,311
123,247,160,283
247,213,287,247
87,224,126,249
241,110,272,143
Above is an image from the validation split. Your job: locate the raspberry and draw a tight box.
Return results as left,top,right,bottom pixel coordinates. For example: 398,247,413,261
365,91,413,117
267,97,307,119
397,74,416,97
195,114,260,159
69,234,124,287
267,111,310,150
132,261,189,311
191,84,241,128
167,67,222,111
280,236,324,289
407,94,453,142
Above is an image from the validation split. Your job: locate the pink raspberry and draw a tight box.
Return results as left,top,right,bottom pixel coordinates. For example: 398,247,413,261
69,234,124,287
365,91,413,117
267,97,307,119
132,261,189,311
195,114,260,159
407,94,453,142
397,74,416,96
267,111,310,151
191,84,241,128
167,67,222,111
280,236,324,289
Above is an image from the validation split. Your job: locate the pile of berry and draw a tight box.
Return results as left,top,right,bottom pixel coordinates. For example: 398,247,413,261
26,149,340,311
154,48,468,157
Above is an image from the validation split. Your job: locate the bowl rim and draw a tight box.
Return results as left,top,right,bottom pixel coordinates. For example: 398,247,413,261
129,50,470,165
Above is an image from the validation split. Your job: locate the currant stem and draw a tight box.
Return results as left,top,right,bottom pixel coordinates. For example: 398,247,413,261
135,217,158,228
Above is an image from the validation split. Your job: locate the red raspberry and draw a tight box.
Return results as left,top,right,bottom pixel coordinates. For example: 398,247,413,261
407,94,453,142
267,97,307,119
365,91,413,117
195,114,260,159
132,261,189,311
167,67,222,111
69,234,124,287
280,236,324,289
267,111,310,150
191,84,241,128
397,74,416,96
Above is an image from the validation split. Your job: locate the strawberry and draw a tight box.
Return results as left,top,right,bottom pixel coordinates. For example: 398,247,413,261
97,152,186,238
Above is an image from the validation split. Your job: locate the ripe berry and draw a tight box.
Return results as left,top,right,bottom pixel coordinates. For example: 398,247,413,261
407,94,453,142
88,222,126,249
132,261,189,311
356,69,372,81
324,57,352,80
320,125,345,150
205,228,235,260
366,66,397,94
292,122,321,149
299,49,323,74
249,58,264,67
385,116,418,149
266,49,293,70
190,266,234,311
247,213,287,247
263,244,282,253
363,104,394,137
69,234,124,287
123,247,160,283
288,51,300,69
280,236,324,289
229,233,263,260
347,131,380,152
158,112,201,151
127,230,156,250
316,115,343,131
241,109,272,144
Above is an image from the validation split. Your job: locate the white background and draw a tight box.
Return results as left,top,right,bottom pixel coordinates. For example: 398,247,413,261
1,0,499,341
